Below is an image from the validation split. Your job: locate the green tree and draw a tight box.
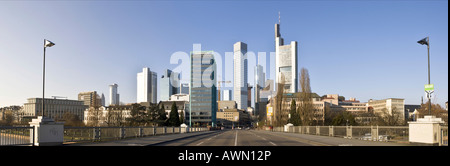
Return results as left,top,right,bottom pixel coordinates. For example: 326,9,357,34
180,110,185,124
167,102,181,126
128,103,146,126
157,104,168,126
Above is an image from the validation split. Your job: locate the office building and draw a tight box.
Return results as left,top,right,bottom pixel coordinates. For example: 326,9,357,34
23,98,87,120
234,42,248,110
223,89,232,101
218,100,237,111
179,83,189,94
260,79,275,103
368,98,405,123
254,64,265,103
170,94,189,101
254,64,266,116
216,108,250,128
275,20,298,93
78,91,102,107
160,69,180,101
189,51,217,127
109,84,119,106
137,67,157,104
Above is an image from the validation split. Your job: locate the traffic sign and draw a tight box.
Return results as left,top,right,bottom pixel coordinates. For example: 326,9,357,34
425,90,434,100
424,84,434,91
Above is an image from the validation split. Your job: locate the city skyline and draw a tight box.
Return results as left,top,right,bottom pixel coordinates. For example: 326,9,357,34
0,0,448,107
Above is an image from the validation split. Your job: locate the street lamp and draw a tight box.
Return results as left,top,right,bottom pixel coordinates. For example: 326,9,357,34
417,37,431,115
42,39,55,118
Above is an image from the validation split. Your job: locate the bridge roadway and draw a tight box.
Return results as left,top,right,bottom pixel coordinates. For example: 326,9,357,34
70,129,409,146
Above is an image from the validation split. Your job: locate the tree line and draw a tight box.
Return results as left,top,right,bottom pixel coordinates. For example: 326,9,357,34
84,102,184,127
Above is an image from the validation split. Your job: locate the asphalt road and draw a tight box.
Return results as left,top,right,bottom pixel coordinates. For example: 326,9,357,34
155,129,328,146
71,129,409,146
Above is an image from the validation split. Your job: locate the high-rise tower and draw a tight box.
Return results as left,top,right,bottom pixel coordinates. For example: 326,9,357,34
275,14,298,93
109,83,119,106
137,67,157,103
189,51,217,127
233,42,248,110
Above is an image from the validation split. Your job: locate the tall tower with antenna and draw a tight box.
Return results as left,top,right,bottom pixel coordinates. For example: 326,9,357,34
274,12,298,93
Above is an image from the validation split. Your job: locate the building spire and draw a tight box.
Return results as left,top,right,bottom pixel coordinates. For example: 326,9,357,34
278,11,281,25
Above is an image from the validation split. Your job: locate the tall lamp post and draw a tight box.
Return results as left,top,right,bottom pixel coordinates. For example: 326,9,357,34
417,37,431,115
42,39,55,118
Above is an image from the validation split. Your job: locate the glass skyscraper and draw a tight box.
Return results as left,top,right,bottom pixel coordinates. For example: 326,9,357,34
189,51,217,127
160,69,180,101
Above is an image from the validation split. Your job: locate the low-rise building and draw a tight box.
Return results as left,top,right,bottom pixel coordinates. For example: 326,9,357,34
78,91,102,107
216,108,250,128
0,105,22,123
22,98,88,121
159,101,188,120
218,100,237,111
83,105,132,126
159,93,189,122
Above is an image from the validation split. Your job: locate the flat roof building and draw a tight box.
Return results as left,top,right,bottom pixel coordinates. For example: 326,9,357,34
23,98,87,121
189,51,217,127
137,67,157,104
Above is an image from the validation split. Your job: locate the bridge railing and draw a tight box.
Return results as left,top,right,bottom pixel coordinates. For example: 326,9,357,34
272,125,413,144
63,126,207,144
439,126,448,146
0,126,34,146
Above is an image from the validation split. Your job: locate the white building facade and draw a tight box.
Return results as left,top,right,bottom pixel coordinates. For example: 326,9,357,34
233,42,248,110
109,84,119,106
368,98,405,123
275,22,298,93
137,67,157,104
22,98,88,120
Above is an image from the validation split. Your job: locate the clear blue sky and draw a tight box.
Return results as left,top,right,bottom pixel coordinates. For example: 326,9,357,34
0,0,448,107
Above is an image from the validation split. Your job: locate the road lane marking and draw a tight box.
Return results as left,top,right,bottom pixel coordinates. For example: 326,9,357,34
196,141,204,146
259,131,331,146
234,130,238,146
269,141,277,146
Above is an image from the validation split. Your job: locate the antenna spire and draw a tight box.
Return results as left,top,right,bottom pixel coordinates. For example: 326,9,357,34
278,11,281,24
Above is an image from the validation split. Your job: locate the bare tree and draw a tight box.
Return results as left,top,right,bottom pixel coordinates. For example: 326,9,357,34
273,74,286,127
375,107,404,126
106,108,125,127
297,68,314,126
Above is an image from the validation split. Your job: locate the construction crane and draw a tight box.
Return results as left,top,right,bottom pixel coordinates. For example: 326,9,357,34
217,80,231,112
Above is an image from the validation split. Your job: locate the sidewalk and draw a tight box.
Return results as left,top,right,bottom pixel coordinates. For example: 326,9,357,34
66,131,217,146
259,131,411,146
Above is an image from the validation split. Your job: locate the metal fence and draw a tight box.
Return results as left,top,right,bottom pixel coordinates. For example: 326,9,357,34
439,126,448,146
273,125,412,144
63,126,207,143
0,126,34,146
